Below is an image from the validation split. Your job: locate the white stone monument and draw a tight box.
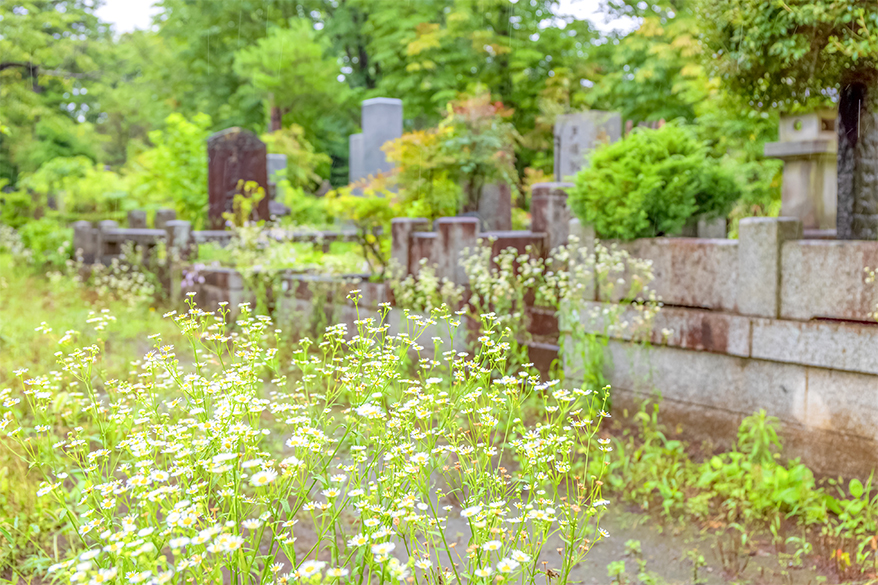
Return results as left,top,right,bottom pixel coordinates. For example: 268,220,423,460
553,111,622,181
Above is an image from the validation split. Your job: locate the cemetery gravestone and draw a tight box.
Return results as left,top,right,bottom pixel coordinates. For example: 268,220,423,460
266,153,291,217
207,128,270,230
349,133,365,184
553,111,622,182
361,98,402,179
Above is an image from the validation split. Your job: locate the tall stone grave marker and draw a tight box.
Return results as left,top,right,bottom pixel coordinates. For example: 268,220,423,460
349,133,365,183
207,128,270,230
361,98,402,179
553,111,622,181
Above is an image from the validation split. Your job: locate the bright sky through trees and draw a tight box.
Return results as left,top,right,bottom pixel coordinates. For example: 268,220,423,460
96,0,637,35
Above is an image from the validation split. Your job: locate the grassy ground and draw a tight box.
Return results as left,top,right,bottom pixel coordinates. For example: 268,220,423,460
0,254,183,578
0,253,181,385
0,256,865,584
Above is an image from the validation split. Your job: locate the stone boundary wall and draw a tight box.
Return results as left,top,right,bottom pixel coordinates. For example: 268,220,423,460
563,217,878,477
72,209,358,265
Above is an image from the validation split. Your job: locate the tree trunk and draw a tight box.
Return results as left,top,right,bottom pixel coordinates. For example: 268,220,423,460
268,93,282,133
837,70,878,239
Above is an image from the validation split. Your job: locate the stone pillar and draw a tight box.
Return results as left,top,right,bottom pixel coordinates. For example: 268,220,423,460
554,111,622,181
207,127,270,230
479,183,512,231
154,209,177,230
435,217,479,286
267,154,287,198
568,217,597,302
736,217,802,318
165,220,192,260
391,217,430,274
97,220,118,264
362,98,403,178
349,133,365,184
127,210,147,229
72,221,98,264
531,182,573,251
764,111,837,231
697,217,727,239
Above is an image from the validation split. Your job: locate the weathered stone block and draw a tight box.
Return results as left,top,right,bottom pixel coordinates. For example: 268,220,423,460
736,217,802,318
154,208,176,230
696,217,727,238
165,220,192,258
531,182,572,251
594,341,808,425
751,318,878,375
391,218,430,274
409,233,437,276
128,210,147,229
482,231,545,258
780,239,878,321
435,217,479,285
72,220,98,263
613,238,738,310
478,183,512,231
200,267,244,290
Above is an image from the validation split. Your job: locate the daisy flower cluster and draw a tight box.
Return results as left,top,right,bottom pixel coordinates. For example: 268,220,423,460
4,293,614,584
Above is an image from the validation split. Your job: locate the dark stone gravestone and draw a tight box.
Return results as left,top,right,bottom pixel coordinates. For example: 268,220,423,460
207,128,270,230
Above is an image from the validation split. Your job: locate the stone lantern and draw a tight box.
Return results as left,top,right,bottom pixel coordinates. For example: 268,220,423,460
764,110,838,231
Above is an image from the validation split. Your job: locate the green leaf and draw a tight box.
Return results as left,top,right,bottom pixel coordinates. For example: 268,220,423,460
850,478,865,499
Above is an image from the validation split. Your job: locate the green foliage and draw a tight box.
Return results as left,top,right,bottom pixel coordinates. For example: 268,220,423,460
279,185,333,227
569,123,742,240
19,156,134,221
0,0,109,180
130,113,211,227
382,92,519,217
383,126,461,221
0,189,35,228
699,0,878,110
326,186,395,275
17,218,71,271
233,20,349,139
262,125,332,192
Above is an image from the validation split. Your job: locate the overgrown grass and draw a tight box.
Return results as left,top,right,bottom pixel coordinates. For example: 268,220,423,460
597,399,878,581
0,253,181,385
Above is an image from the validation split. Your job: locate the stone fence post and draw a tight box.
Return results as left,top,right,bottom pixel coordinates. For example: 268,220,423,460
128,210,147,229
391,217,430,275
531,182,573,252
435,217,479,286
154,209,177,230
736,217,802,318
72,220,98,264
97,220,118,264
165,220,193,260
479,183,512,231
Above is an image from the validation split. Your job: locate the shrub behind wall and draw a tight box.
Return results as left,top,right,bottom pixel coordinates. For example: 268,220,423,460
568,123,742,240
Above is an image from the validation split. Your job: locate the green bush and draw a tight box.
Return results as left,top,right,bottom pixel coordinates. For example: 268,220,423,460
568,123,742,240
17,217,71,270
